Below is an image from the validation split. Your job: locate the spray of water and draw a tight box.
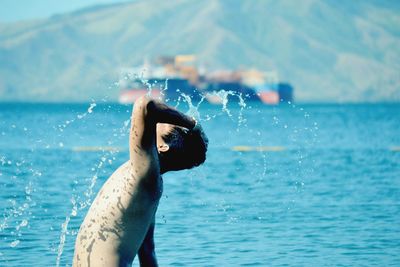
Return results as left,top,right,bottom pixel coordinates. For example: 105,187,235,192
0,158,39,248
50,75,319,264
54,103,130,266
0,74,319,265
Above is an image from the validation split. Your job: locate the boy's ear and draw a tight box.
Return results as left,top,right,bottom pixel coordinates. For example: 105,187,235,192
158,144,169,152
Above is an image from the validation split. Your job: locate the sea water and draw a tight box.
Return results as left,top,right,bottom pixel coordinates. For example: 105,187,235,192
0,101,399,266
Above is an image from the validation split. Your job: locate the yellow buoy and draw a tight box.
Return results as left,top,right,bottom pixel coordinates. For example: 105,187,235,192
231,146,285,152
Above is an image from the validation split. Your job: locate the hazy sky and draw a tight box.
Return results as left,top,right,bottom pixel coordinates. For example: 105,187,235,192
0,0,130,22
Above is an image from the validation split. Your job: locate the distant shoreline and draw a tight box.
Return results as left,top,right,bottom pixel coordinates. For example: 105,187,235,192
0,101,399,106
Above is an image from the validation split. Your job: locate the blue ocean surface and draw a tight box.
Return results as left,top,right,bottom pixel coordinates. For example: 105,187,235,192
0,102,399,266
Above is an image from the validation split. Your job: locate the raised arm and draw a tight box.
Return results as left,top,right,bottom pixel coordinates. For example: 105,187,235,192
129,96,196,160
147,99,195,128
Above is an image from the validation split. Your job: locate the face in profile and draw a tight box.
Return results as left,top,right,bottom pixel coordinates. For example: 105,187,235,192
156,123,208,172
156,123,174,153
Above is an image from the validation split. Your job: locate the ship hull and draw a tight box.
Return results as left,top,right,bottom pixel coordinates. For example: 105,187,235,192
257,91,279,104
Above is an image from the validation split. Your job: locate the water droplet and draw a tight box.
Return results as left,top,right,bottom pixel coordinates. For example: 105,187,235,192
71,209,77,217
87,103,97,113
10,240,20,247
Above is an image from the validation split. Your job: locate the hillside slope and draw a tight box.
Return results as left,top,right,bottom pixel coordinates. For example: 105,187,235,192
0,0,399,102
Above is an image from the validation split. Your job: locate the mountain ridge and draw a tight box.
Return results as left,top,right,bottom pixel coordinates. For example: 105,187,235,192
0,0,399,102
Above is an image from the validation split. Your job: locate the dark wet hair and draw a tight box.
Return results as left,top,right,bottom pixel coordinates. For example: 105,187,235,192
160,126,208,171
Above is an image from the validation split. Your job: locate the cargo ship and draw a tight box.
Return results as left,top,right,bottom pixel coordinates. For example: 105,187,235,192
118,55,201,104
202,70,260,104
119,78,163,104
118,56,293,105
241,70,293,104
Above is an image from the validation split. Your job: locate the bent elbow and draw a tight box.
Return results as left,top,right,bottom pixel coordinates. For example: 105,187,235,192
133,95,156,120
134,95,151,110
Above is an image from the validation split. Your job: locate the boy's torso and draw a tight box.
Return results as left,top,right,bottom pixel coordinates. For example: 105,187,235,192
73,161,162,267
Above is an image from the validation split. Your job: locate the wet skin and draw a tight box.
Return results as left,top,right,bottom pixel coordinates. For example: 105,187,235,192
73,96,197,267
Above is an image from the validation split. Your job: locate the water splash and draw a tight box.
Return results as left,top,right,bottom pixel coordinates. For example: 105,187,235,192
53,107,130,264
0,158,38,252
87,103,97,114
202,90,248,129
77,101,97,119
237,93,247,128
50,75,318,265
9,240,20,248
55,214,71,267
56,101,97,135
181,93,205,121
205,90,236,117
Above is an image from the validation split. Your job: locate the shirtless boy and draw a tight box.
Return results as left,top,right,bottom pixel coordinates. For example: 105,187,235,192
73,96,208,266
